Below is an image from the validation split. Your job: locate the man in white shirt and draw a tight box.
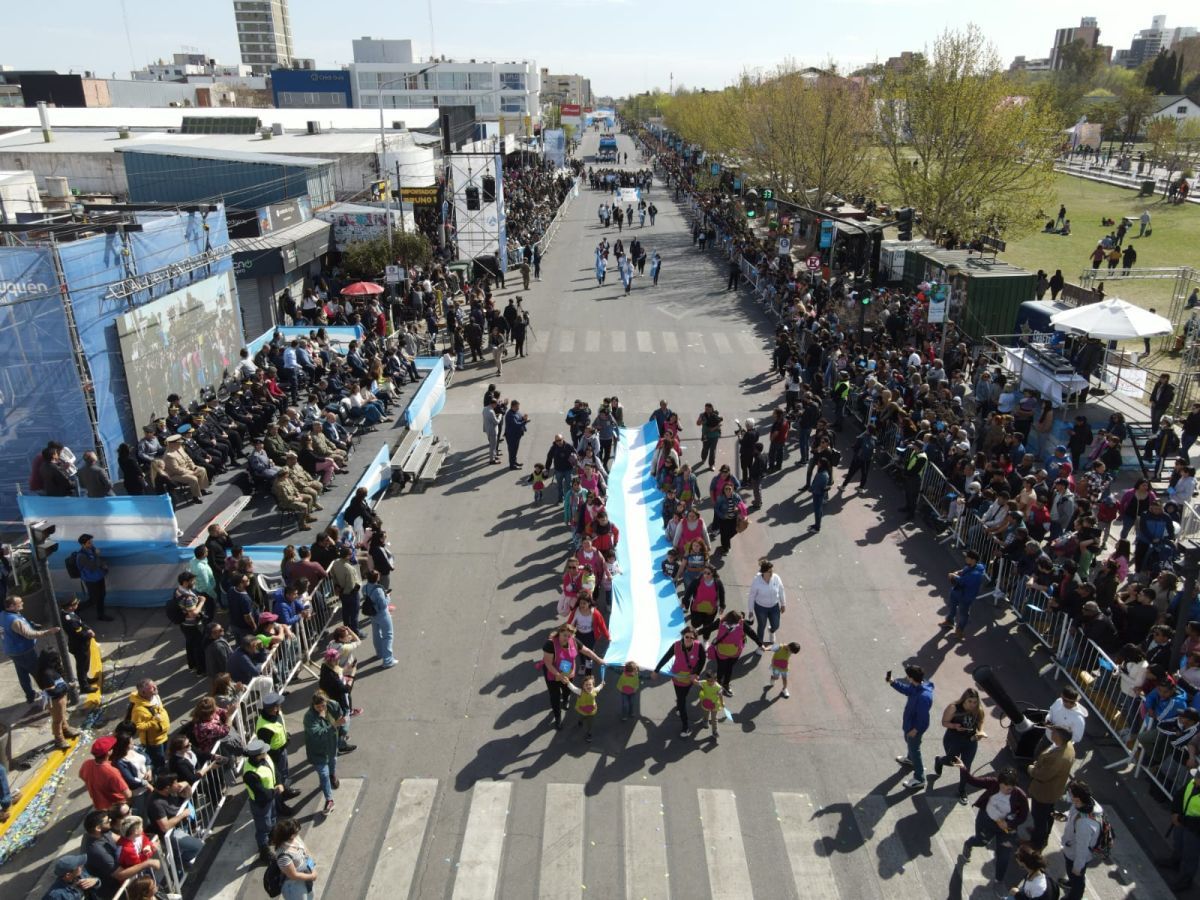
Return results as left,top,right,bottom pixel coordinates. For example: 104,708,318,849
1045,687,1088,744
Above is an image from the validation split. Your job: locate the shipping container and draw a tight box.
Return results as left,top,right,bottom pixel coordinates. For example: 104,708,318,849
912,249,1035,342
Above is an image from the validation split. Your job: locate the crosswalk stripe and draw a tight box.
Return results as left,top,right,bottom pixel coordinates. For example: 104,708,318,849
850,793,931,893
368,777,439,899
635,330,653,353
685,331,706,353
312,778,365,900
539,783,585,900
451,781,512,900
585,330,601,352
925,792,992,895
559,330,576,353
698,789,753,900
736,333,762,355
773,792,843,900
612,331,627,352
623,785,669,900
192,814,258,900
711,333,733,355
661,331,679,353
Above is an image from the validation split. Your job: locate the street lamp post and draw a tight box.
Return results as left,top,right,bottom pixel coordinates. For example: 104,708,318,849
378,63,440,250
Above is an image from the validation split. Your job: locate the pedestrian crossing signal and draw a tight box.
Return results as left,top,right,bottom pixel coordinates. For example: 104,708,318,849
761,188,774,201
746,208,757,219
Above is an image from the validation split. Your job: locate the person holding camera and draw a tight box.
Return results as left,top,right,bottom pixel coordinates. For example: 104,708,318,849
504,400,530,469
888,664,934,789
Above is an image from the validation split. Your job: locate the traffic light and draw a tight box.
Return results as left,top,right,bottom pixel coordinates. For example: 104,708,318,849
897,207,914,242
746,208,757,219
29,520,58,559
744,188,758,219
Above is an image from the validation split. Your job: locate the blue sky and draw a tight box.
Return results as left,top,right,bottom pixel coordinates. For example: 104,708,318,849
2,0,1192,97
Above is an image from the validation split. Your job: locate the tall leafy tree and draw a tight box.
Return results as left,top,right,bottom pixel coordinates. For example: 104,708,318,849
877,26,1061,241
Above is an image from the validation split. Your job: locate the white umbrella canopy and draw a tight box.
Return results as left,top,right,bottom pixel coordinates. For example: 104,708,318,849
1049,298,1173,341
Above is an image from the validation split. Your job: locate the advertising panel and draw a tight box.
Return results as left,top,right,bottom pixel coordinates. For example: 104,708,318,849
561,103,582,128
116,271,241,429
543,129,566,168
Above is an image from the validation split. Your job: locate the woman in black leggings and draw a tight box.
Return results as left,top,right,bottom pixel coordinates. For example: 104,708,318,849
652,628,707,737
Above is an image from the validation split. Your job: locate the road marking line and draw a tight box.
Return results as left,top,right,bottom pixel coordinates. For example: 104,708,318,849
849,792,950,898
623,785,669,900
736,333,762,355
773,792,842,900
661,331,679,353
367,778,439,899
612,331,627,352
539,783,585,900
559,330,575,353
698,789,753,900
585,330,601,352
924,792,992,894
686,331,706,352
451,781,512,900
312,777,365,900
711,333,733,355
636,331,653,353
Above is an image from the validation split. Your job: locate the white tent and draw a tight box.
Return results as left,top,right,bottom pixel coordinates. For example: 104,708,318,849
1049,298,1173,341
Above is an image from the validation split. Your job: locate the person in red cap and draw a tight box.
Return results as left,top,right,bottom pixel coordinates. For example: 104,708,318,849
79,736,131,810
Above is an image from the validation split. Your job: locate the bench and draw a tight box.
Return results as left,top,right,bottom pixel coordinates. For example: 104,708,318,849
387,426,451,494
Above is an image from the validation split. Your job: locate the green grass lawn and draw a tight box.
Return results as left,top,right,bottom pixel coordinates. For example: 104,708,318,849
1002,173,1200,315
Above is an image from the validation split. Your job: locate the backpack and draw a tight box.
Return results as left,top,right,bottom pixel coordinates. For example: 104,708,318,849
164,591,186,626
1097,493,1120,524
1089,811,1115,859
263,857,284,897
65,551,81,579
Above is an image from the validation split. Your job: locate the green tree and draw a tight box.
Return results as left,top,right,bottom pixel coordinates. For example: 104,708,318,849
1115,84,1155,142
342,231,432,280
1145,49,1184,94
877,26,1061,241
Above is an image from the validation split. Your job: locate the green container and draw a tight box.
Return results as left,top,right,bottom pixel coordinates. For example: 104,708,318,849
912,249,1036,341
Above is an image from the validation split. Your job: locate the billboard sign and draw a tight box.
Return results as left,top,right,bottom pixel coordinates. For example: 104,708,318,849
560,103,582,128
544,129,566,168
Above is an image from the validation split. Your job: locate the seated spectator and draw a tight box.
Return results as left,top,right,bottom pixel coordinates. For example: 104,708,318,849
247,438,280,482
273,467,319,527
162,435,210,501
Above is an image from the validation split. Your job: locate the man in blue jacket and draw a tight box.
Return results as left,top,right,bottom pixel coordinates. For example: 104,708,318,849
939,549,986,640
889,664,934,789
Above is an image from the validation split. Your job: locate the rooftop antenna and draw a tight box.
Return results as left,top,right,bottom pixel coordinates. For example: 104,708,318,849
427,0,437,59
119,0,137,71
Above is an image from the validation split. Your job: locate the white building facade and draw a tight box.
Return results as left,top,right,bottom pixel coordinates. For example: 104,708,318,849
349,40,538,122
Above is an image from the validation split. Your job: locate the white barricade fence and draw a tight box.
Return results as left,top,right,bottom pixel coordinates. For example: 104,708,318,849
1052,626,1138,767
1134,719,1198,800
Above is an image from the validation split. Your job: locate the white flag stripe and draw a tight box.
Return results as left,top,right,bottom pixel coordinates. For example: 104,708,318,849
367,778,439,899
623,785,670,900
451,781,512,900
539,783,585,900
698,789,754,900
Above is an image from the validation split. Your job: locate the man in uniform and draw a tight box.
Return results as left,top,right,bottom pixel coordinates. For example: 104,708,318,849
241,739,285,864
273,468,318,526
264,421,292,467
177,426,220,479
282,452,323,503
162,434,210,501
255,692,301,802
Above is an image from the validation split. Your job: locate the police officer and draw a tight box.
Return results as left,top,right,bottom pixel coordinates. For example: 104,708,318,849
241,739,290,864
1160,766,1200,891
900,440,928,521
255,693,301,802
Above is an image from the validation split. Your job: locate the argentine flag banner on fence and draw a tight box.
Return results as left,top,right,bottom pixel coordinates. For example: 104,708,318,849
604,422,685,671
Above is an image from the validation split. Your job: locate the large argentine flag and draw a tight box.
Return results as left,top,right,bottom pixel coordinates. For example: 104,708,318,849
604,422,686,671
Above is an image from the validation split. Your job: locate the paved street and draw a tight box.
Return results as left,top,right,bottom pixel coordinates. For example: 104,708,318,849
6,128,1172,900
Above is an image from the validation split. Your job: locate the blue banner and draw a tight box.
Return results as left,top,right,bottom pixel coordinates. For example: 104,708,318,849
495,151,508,273
0,247,89,524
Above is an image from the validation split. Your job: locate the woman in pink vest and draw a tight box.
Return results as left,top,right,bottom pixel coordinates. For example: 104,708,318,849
651,627,708,737
540,623,603,730
674,507,709,553
681,566,725,638
710,610,765,696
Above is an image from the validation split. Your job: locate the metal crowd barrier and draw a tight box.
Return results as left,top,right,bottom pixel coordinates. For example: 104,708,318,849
1134,721,1198,800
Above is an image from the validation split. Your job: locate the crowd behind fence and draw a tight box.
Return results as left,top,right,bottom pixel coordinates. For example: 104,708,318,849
102,577,343,896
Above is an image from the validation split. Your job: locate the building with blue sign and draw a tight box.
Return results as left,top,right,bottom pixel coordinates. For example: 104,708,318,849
272,69,354,108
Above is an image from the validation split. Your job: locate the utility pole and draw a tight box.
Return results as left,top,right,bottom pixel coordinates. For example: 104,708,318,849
26,520,79,703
